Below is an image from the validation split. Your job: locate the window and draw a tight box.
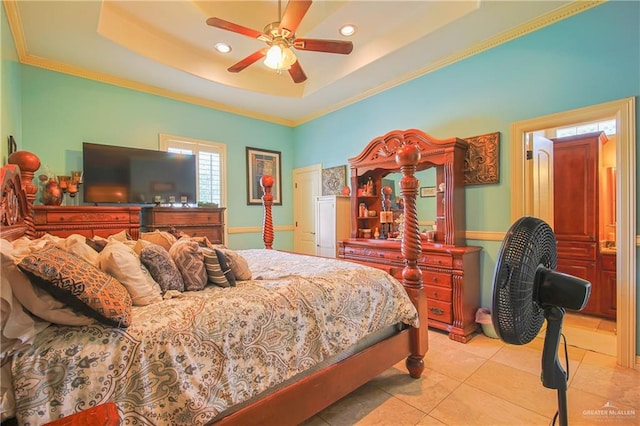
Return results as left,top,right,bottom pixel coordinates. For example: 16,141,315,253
158,134,226,207
555,119,616,138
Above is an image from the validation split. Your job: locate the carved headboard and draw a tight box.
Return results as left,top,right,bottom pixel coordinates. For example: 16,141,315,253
1,151,41,241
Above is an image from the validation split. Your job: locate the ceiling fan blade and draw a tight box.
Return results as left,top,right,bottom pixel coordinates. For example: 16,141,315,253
288,61,307,83
279,0,312,34
207,17,264,39
228,49,268,73
293,38,353,55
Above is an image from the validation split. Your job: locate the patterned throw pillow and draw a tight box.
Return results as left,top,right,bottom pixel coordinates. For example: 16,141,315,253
17,245,132,327
169,239,207,291
202,248,229,287
216,249,236,287
139,243,185,293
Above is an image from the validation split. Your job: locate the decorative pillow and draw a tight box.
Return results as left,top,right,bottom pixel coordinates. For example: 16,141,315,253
220,249,252,281
98,241,163,306
202,248,230,288
139,242,185,293
169,239,207,291
140,230,177,251
86,237,108,253
17,245,132,328
107,230,133,242
2,250,94,327
216,249,236,287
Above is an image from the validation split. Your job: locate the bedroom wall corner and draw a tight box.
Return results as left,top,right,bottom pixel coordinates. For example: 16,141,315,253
0,1,22,165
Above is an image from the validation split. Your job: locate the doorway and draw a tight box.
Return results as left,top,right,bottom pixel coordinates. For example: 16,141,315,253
510,97,636,368
528,130,617,356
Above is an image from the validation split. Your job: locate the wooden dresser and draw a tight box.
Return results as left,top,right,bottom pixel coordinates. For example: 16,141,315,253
140,207,225,245
339,239,480,341
338,129,482,343
33,205,141,239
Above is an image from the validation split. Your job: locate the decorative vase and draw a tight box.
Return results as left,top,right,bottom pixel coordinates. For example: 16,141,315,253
341,185,351,196
41,178,63,206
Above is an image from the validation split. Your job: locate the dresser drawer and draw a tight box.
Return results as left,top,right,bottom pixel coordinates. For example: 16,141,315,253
45,211,133,224
149,210,223,225
423,271,452,288
427,299,453,323
420,253,453,268
425,285,452,302
178,226,223,244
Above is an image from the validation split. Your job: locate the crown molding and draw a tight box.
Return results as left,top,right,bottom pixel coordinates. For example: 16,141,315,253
293,1,606,125
4,0,604,127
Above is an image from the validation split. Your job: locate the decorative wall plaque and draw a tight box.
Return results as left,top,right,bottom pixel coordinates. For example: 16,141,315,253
463,132,500,185
322,165,347,195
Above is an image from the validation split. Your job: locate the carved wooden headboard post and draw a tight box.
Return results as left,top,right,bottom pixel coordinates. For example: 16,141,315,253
260,175,274,249
7,151,41,238
396,144,428,379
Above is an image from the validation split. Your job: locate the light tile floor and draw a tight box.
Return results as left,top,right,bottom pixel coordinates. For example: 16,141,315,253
303,327,640,426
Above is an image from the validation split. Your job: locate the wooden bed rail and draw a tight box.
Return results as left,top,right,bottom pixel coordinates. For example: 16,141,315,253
260,174,274,249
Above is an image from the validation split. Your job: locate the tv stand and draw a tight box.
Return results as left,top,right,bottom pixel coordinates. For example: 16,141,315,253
140,206,225,245
32,205,141,239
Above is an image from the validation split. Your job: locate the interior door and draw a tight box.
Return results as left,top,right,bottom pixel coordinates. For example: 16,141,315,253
530,134,555,227
293,165,321,254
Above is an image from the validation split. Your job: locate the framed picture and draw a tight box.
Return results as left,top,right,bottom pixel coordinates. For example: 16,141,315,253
420,186,437,198
246,147,282,205
322,165,347,195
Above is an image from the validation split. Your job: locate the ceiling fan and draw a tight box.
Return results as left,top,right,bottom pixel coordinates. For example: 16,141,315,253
206,0,354,83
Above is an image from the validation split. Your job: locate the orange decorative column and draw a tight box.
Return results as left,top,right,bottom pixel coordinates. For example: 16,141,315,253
260,174,274,249
396,144,428,378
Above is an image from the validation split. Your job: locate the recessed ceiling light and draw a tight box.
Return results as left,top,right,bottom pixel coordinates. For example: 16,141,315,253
215,42,232,53
339,24,357,37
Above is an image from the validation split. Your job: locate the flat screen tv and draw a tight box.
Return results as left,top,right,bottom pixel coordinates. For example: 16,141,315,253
82,142,197,205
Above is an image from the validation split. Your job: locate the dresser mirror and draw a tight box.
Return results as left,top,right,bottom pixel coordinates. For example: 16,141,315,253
383,168,437,229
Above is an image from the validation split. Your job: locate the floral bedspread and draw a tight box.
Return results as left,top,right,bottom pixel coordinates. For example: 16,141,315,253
11,250,418,425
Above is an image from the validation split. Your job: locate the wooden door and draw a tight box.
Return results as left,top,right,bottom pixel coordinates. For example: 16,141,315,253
552,132,603,316
552,133,600,242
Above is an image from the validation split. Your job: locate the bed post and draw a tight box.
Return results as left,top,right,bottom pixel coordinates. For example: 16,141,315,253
7,150,40,238
260,174,274,249
396,145,428,379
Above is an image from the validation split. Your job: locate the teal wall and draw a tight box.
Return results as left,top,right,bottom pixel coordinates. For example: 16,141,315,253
0,2,21,164
19,67,294,250
294,1,640,351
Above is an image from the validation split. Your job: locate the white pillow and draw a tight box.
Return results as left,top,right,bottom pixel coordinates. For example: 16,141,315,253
56,234,100,266
1,243,93,329
98,241,163,306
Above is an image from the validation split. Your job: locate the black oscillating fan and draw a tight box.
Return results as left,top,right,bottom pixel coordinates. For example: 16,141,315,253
491,216,591,426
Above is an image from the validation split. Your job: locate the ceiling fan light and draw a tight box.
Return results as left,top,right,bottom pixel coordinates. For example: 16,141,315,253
264,44,296,71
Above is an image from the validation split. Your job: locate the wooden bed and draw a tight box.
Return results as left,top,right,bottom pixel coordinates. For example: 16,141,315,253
0,148,428,425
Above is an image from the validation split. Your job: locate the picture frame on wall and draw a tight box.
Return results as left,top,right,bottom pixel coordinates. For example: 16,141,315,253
246,147,282,205
420,186,437,198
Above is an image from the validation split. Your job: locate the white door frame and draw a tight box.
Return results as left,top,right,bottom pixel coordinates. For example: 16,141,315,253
510,97,636,368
